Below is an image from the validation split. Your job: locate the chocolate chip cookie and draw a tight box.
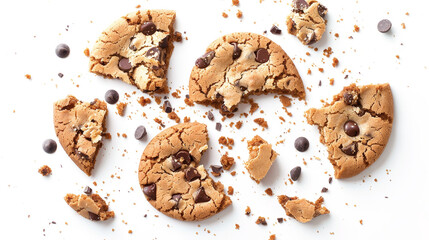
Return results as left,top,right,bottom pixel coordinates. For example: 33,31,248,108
53,96,107,176
287,0,328,45
90,10,176,93
278,195,329,223
305,83,394,178
138,122,232,221
65,193,114,221
189,32,305,114
245,135,278,182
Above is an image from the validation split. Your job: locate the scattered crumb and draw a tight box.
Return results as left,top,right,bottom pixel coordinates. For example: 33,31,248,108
154,96,162,105
122,133,127,138
254,118,268,128
222,12,228,18
25,74,32,80
228,186,234,195
354,25,360,32
184,98,194,106
137,97,151,107
173,31,182,42
269,234,276,240
330,78,334,85
236,10,243,18
220,152,235,170
265,188,273,196
332,57,339,67
83,48,90,57
184,116,191,123
168,112,181,123
235,121,243,129
245,206,251,215
334,33,339,38
116,102,127,116
232,0,239,6
230,171,236,176
318,68,324,73
323,47,333,57
38,165,52,176
128,230,133,234
154,118,165,128
401,23,406,29
218,136,234,149
136,4,141,8
235,224,240,229
360,219,363,225
249,99,259,114
256,216,267,225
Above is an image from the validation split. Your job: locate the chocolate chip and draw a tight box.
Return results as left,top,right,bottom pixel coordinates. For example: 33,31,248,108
343,92,358,105
318,4,328,18
129,42,137,51
231,42,242,60
378,19,392,33
195,51,215,68
163,101,172,113
175,150,192,164
83,186,92,195
270,25,282,34
105,89,119,104
240,86,247,92
344,120,360,137
143,183,156,200
294,137,309,152
134,126,147,140
159,35,170,49
118,58,132,72
293,0,309,10
43,139,57,154
210,165,223,174
277,218,284,223
171,158,182,171
194,187,211,203
221,104,230,113
255,48,269,63
58,73,64,78
207,111,214,121
184,167,201,182
329,177,333,184
88,212,100,221
171,194,181,209
216,122,222,131
290,166,301,181
321,187,328,193
140,21,157,35
341,142,358,156
55,44,70,58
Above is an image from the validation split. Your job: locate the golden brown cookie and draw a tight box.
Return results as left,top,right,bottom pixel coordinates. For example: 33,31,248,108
53,96,107,176
138,122,231,221
89,10,176,93
287,0,328,45
189,32,305,114
305,83,394,178
278,195,329,223
245,135,278,182
65,193,114,221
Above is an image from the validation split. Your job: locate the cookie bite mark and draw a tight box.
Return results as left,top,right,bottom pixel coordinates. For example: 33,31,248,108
65,193,114,221
287,0,328,45
138,122,231,221
89,10,176,93
53,96,107,176
278,195,329,223
245,135,278,182
305,83,393,178
189,32,305,115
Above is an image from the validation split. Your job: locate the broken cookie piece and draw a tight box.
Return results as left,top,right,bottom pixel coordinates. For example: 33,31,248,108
89,10,176,93
53,95,107,176
278,195,329,223
65,193,114,221
305,83,393,178
287,0,328,45
245,135,278,182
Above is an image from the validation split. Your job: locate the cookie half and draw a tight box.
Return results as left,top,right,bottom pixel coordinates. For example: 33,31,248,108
90,10,176,93
189,32,305,114
138,122,232,221
305,83,394,178
278,195,329,223
53,96,107,176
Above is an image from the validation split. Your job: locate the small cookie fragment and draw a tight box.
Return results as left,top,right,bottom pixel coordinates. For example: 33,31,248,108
256,216,267,225
277,195,329,223
116,102,127,116
65,193,114,221
38,165,52,176
220,153,235,170
245,135,278,181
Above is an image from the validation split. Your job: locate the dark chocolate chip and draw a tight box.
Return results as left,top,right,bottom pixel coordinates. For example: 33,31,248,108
293,0,309,10
231,42,242,60
129,43,137,51
146,47,161,61
140,21,157,35
171,158,182,171
344,120,360,137
329,177,333,184
105,89,119,104
294,137,309,152
58,73,64,78
171,194,181,209
321,187,328,193
378,19,392,33
83,186,92,195
163,101,172,113
55,44,70,58
159,35,170,49
207,111,214,121
270,25,282,34
134,125,147,140
341,142,358,156
277,218,284,223
195,51,215,68
290,166,301,181
175,150,192,164
240,86,247,92
118,58,132,72
88,212,100,221
216,122,222,131
210,165,223,174
143,183,156,200
184,167,201,182
194,187,211,203
43,139,57,154
221,104,230,113
318,4,328,18
255,48,269,63
343,92,358,105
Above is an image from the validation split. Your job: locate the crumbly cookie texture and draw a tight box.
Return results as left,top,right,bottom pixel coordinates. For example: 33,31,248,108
245,135,278,182
53,96,107,176
278,195,329,223
189,32,305,115
138,122,232,221
287,0,328,45
305,83,393,178
65,193,114,221
90,10,176,93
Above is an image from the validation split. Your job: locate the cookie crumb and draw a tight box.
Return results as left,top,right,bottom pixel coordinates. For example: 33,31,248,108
360,219,363,225
128,230,133,234
168,112,181,123
249,99,259,114
116,102,127,116
265,188,274,196
354,25,360,32
256,216,267,225
137,97,151,107
254,118,268,128
269,234,276,240
83,48,90,57
38,165,52,176
218,136,234,149
235,121,243,129
184,98,194,106
332,57,339,67
25,74,32,80
184,116,191,123
173,31,182,42
220,152,235,170
235,224,240,229
222,12,228,18
329,78,334,85
245,206,251,215
228,186,234,195
230,171,236,176
232,0,239,6
323,47,333,57
136,4,141,8
236,10,243,18
401,23,406,29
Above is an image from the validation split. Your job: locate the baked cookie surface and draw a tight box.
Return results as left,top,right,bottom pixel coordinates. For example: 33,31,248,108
138,122,231,221
53,95,107,176
189,32,305,114
305,83,393,178
245,135,278,182
278,195,329,223
287,0,328,45
65,193,114,221
90,10,176,93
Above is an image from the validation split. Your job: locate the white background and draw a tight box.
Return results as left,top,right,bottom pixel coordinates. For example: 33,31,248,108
1,0,429,239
